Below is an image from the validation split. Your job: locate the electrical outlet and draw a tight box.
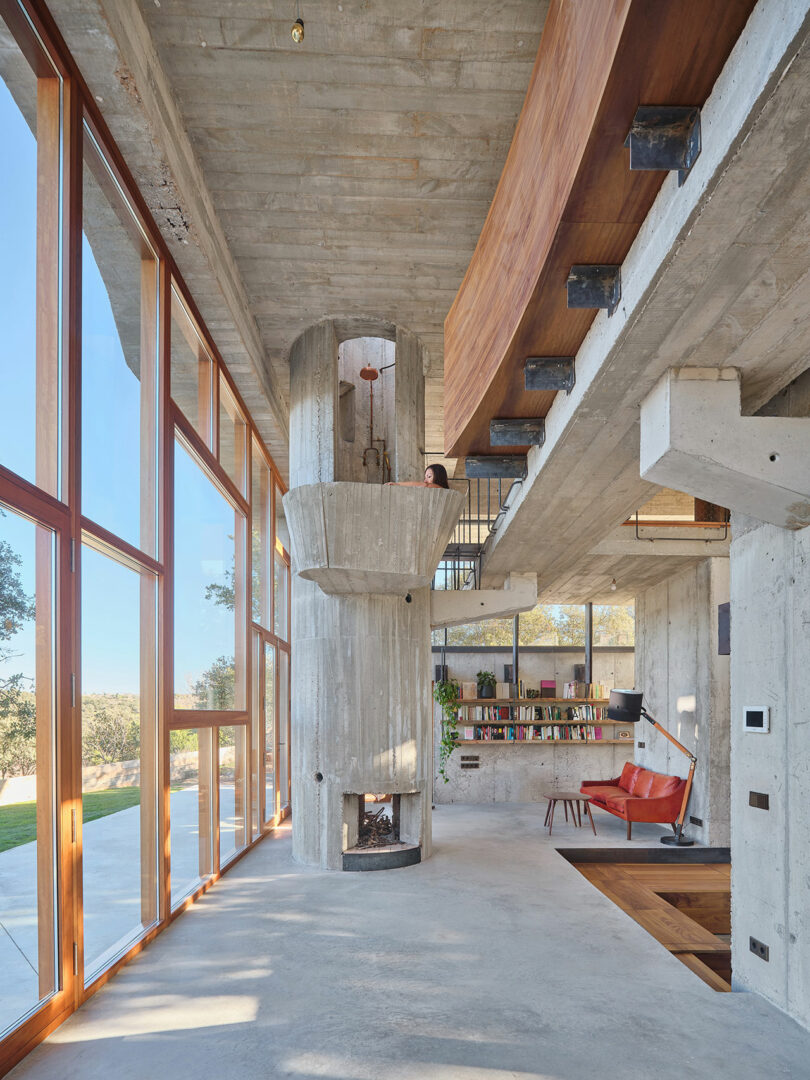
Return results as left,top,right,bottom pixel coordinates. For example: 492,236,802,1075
637,741,645,748
750,936,769,962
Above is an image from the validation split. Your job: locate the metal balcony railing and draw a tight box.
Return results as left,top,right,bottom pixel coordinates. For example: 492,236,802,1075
425,469,521,590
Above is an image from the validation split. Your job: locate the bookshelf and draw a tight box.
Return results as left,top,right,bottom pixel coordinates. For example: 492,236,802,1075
453,698,634,745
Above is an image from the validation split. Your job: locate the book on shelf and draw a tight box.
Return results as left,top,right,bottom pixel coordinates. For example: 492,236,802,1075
467,722,604,743
460,681,477,700
540,680,556,698
563,681,610,700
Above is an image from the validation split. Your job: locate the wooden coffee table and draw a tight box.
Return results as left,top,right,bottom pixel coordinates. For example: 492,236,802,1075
542,790,597,835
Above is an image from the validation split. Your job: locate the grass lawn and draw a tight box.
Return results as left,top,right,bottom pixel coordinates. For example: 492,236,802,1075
0,787,142,853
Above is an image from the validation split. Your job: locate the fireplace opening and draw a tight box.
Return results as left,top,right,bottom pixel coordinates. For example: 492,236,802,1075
357,794,400,848
342,790,421,870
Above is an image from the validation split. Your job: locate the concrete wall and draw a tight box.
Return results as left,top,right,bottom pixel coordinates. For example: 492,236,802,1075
433,647,635,804
729,514,810,1030
634,559,730,846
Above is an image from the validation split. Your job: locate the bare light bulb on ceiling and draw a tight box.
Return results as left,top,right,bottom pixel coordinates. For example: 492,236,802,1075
291,17,304,42
610,578,617,591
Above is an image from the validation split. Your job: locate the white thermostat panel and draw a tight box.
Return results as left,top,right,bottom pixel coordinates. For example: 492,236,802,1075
743,706,770,733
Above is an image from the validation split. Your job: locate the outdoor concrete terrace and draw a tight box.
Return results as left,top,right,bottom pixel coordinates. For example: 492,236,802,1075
9,804,810,1080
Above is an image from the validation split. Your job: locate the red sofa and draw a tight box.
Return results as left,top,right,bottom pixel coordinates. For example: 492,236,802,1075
580,762,686,839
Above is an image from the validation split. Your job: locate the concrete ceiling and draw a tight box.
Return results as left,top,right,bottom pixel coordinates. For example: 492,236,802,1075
43,0,547,476
134,0,548,462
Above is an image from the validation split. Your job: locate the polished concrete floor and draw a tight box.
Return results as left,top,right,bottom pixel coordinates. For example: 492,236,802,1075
10,804,810,1080
0,785,238,1036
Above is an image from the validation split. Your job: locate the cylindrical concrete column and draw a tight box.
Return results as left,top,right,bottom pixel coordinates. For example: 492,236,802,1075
291,581,432,869
286,319,460,869
289,320,338,488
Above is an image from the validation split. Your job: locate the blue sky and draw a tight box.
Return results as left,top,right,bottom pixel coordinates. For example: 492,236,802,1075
0,76,37,486
1,71,237,697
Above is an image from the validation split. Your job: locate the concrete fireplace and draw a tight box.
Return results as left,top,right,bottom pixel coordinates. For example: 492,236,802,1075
284,319,462,869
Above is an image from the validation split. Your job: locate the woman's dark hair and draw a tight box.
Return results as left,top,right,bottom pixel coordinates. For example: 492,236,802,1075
426,463,450,489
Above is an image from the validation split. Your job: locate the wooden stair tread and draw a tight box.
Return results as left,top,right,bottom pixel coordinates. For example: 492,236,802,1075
676,951,732,992
620,865,729,890
573,862,729,953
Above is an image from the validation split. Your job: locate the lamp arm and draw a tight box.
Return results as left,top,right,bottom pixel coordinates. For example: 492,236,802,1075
641,708,696,835
640,709,696,763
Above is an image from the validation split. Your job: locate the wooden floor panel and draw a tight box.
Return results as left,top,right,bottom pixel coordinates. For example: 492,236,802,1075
572,861,732,990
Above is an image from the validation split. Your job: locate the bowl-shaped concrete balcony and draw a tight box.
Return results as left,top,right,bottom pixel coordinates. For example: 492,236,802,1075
283,482,464,595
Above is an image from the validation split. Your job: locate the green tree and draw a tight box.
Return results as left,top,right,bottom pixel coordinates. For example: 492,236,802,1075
193,654,236,710
82,708,140,766
0,526,37,778
433,603,635,650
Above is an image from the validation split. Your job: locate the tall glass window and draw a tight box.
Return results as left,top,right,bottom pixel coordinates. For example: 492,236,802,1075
219,376,247,496
263,644,275,823
171,289,213,449
169,728,212,908
218,725,246,865
174,440,244,711
80,542,157,982
0,12,61,496
274,482,289,641
251,440,271,629
81,126,159,555
278,650,290,808
0,505,57,1036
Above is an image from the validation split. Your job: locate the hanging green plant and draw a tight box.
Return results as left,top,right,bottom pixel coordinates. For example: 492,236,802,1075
433,678,461,783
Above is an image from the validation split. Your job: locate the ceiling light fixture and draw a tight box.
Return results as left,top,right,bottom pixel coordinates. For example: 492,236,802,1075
610,578,617,591
291,17,304,42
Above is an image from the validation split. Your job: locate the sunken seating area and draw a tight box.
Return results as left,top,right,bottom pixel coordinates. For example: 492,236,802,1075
581,762,686,839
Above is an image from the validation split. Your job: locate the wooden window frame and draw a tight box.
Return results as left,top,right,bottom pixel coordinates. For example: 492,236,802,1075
0,0,291,1073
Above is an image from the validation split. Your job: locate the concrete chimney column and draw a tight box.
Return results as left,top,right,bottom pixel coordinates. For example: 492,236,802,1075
285,320,463,869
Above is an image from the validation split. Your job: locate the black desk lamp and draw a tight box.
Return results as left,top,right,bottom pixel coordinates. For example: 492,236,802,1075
607,689,696,847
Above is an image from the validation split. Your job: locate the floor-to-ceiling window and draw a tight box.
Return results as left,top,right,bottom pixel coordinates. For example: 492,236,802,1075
0,0,64,1049
0,0,289,1067
0,507,57,1038
249,438,290,827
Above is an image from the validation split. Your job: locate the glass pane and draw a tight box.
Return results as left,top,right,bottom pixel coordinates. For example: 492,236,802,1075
263,644,275,823
81,544,157,982
593,604,635,646
515,604,588,646
174,440,240,710
0,18,60,495
0,505,56,1036
251,439,271,628
273,552,288,641
169,728,212,908
171,288,213,448
219,725,246,865
219,376,247,495
275,483,289,554
81,126,159,555
278,650,289,808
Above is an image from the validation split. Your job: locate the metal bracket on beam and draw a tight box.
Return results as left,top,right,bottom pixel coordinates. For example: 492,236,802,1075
465,456,527,479
567,265,621,317
490,418,546,447
624,106,701,186
524,356,575,394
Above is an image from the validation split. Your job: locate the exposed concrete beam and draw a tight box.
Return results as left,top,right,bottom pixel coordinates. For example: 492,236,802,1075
480,0,810,590
589,526,730,559
641,368,810,529
430,572,537,629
